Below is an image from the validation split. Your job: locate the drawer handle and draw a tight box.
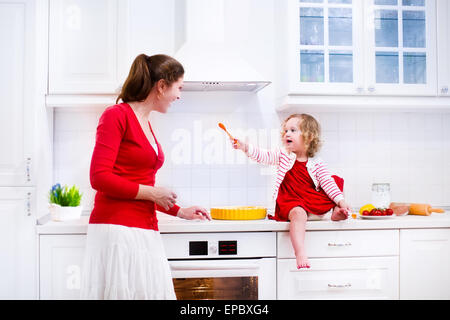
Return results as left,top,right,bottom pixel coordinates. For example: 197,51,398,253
328,242,352,247
328,283,352,288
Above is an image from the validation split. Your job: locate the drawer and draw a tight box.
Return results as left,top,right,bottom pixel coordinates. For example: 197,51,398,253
399,229,450,300
277,257,399,300
277,230,399,258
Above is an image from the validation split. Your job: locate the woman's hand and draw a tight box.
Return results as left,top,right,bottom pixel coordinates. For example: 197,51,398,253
177,206,211,221
230,137,248,153
150,187,177,211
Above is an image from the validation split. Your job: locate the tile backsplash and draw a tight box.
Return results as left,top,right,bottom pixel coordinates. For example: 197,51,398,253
54,100,450,213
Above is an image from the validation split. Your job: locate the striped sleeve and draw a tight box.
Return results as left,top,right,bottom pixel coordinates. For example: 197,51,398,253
245,143,281,166
314,162,344,204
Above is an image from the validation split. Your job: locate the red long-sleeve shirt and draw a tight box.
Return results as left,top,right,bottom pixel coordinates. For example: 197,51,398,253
89,103,180,230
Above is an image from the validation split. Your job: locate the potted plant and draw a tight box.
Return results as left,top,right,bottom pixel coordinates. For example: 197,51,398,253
48,183,83,221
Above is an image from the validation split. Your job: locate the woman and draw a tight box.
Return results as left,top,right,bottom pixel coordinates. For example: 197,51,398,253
80,54,211,300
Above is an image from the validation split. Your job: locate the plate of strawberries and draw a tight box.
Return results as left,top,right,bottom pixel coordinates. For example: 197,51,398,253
360,208,395,219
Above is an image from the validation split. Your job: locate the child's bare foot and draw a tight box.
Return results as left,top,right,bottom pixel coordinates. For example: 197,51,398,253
331,206,348,221
296,254,310,269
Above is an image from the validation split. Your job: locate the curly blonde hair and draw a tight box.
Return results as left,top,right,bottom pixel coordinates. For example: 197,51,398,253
281,114,322,157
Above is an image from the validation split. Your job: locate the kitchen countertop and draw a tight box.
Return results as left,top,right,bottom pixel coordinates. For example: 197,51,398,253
36,211,450,234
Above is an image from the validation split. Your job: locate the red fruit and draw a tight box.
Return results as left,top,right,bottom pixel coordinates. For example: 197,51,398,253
380,209,386,216
375,209,382,216
386,208,394,216
370,209,377,216
362,210,370,216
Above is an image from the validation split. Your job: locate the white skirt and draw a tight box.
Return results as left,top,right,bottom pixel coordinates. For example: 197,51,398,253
80,223,176,300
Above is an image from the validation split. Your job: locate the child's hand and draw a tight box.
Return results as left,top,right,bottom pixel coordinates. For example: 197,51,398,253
338,199,352,214
230,137,248,153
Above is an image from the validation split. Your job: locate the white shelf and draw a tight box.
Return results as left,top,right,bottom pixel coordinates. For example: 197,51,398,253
276,95,450,113
45,94,118,108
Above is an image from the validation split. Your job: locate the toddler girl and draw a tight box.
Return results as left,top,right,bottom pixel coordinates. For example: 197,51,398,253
231,114,351,269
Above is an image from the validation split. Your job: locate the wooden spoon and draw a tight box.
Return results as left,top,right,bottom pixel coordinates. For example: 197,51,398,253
218,123,239,147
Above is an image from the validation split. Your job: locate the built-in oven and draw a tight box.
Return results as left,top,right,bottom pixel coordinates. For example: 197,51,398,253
161,232,276,300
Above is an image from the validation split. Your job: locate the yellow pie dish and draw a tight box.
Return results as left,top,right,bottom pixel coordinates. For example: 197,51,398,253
210,206,267,220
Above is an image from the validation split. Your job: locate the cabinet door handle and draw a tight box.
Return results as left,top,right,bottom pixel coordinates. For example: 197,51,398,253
367,86,375,93
26,192,31,216
26,157,32,182
328,242,352,247
328,283,352,288
441,86,449,94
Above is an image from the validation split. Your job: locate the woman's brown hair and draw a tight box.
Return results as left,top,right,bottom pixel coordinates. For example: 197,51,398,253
116,54,184,104
281,113,322,157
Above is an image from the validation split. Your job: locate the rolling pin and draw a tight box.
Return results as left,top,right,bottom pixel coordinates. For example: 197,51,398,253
409,203,445,216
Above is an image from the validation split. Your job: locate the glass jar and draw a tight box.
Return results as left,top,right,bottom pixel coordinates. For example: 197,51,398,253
371,183,390,209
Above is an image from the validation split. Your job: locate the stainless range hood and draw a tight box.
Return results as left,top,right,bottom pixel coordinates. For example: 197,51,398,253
174,0,271,92
180,81,271,92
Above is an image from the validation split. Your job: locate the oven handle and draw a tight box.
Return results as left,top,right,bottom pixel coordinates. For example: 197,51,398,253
170,263,260,271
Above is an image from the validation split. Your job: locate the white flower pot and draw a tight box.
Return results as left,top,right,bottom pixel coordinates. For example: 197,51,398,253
49,203,83,221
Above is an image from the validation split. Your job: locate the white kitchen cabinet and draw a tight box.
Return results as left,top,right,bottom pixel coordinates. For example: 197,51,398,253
0,187,36,299
39,234,86,300
277,229,400,300
278,229,399,258
280,0,364,95
437,0,450,96
364,0,437,95
0,0,35,186
48,0,129,94
278,0,438,96
277,257,399,300
399,228,450,300
0,0,38,300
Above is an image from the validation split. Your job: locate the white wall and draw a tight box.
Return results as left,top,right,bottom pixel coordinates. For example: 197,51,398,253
52,0,450,214
53,107,450,213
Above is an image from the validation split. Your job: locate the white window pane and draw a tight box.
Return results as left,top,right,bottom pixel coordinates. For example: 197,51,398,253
403,10,426,48
300,7,324,45
375,0,397,5
299,0,323,3
376,52,399,83
375,10,399,47
329,8,352,46
402,0,425,6
300,50,324,82
329,51,353,83
404,52,426,84
328,0,352,4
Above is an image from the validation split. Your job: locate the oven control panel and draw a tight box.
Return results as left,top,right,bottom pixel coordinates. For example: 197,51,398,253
161,232,276,259
189,241,238,256
218,241,237,255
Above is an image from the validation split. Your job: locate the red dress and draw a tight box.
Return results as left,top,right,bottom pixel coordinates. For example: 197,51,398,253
270,160,344,221
89,103,180,231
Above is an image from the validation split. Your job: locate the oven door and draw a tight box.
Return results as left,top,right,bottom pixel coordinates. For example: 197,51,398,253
169,258,276,300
